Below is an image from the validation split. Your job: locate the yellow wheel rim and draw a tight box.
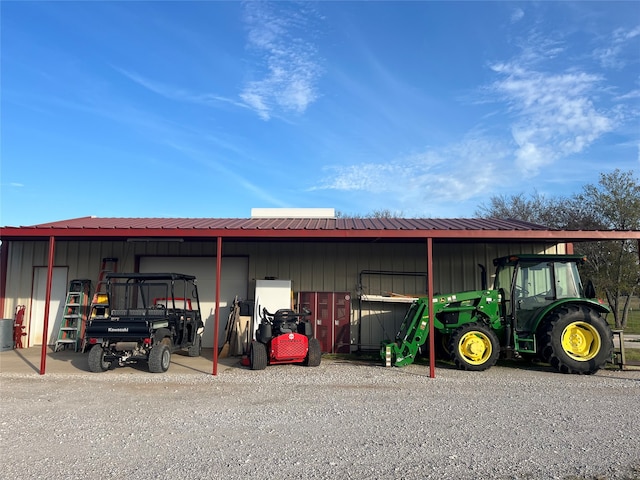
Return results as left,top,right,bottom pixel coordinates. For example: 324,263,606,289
561,321,601,361
458,331,492,365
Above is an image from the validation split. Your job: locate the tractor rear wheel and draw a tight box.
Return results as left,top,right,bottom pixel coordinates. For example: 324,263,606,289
538,305,612,374
250,341,268,370
304,338,322,367
449,323,500,371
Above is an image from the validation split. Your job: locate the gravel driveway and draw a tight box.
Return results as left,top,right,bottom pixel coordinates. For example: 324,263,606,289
1,359,639,480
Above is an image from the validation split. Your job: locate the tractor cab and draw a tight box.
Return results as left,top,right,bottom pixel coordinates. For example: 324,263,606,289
494,254,590,332
491,254,607,358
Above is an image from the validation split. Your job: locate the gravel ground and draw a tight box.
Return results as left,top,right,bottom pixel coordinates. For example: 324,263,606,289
1,359,639,480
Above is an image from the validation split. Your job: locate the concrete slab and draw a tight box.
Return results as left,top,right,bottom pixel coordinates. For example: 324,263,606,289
2,334,638,376
0,346,242,376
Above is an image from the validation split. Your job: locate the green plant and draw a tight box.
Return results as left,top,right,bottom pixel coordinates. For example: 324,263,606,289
606,304,640,334
622,308,640,334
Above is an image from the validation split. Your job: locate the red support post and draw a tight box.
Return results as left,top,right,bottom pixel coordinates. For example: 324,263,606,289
40,236,55,375
427,237,435,378
212,237,222,376
0,243,8,319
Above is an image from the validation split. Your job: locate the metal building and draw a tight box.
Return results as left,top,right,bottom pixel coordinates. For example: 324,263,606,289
1,210,637,369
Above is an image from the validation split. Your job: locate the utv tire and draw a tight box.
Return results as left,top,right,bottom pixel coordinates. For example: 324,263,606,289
304,338,322,367
149,342,171,373
449,322,500,371
187,334,202,357
538,305,613,374
88,345,110,372
250,341,268,370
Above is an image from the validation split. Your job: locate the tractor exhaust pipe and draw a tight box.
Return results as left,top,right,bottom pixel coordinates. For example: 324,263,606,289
478,264,487,290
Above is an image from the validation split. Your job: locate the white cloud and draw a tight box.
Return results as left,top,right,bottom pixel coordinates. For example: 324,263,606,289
594,25,640,69
594,46,623,69
240,2,323,120
112,3,325,122
314,14,635,217
613,25,640,43
615,89,640,101
511,8,524,24
314,135,508,212
114,66,247,110
239,88,271,120
509,32,565,67
490,63,616,175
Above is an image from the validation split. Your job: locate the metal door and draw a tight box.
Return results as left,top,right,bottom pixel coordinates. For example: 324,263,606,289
298,292,351,353
30,267,68,346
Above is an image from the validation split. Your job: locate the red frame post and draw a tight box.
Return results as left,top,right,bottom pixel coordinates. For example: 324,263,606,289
212,237,222,375
40,236,55,375
427,237,435,378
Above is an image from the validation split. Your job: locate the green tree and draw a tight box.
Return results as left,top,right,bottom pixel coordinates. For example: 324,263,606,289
336,209,402,218
475,169,640,329
474,191,565,227
572,170,640,329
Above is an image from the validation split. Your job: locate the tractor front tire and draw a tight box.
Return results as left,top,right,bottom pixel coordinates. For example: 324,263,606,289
304,338,322,367
449,322,500,371
538,305,613,374
434,331,451,358
149,342,171,373
250,341,268,370
88,345,110,372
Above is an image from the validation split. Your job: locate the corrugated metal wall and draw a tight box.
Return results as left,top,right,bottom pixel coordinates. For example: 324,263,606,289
2,239,564,351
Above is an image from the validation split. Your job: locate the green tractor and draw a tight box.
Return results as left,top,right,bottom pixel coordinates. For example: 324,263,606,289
381,254,614,374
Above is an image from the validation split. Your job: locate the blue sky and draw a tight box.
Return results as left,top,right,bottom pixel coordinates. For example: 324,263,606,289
1,1,639,227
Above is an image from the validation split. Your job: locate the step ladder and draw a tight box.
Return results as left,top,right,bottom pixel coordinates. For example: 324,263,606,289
82,258,118,352
55,279,92,352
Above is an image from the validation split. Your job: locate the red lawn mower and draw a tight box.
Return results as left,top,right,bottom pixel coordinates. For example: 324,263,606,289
248,308,322,370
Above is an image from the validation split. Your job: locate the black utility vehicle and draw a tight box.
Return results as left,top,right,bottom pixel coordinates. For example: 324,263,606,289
85,273,204,373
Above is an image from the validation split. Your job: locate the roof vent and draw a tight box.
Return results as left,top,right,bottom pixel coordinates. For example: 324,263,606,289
251,208,336,219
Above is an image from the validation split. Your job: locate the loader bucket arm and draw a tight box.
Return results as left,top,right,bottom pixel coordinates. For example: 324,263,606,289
380,290,502,368
380,300,430,367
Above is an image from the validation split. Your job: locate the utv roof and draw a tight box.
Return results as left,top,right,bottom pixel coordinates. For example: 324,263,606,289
105,273,197,281
493,254,587,267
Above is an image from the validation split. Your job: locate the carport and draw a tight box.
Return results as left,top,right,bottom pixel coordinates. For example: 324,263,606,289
1,215,637,376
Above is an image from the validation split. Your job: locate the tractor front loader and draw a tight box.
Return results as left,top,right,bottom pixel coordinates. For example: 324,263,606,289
381,254,614,374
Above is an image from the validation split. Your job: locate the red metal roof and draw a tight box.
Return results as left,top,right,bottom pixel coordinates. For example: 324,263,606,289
1,216,637,241
9,215,547,230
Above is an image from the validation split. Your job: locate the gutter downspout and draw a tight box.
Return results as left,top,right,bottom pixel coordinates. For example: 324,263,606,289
40,236,55,375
